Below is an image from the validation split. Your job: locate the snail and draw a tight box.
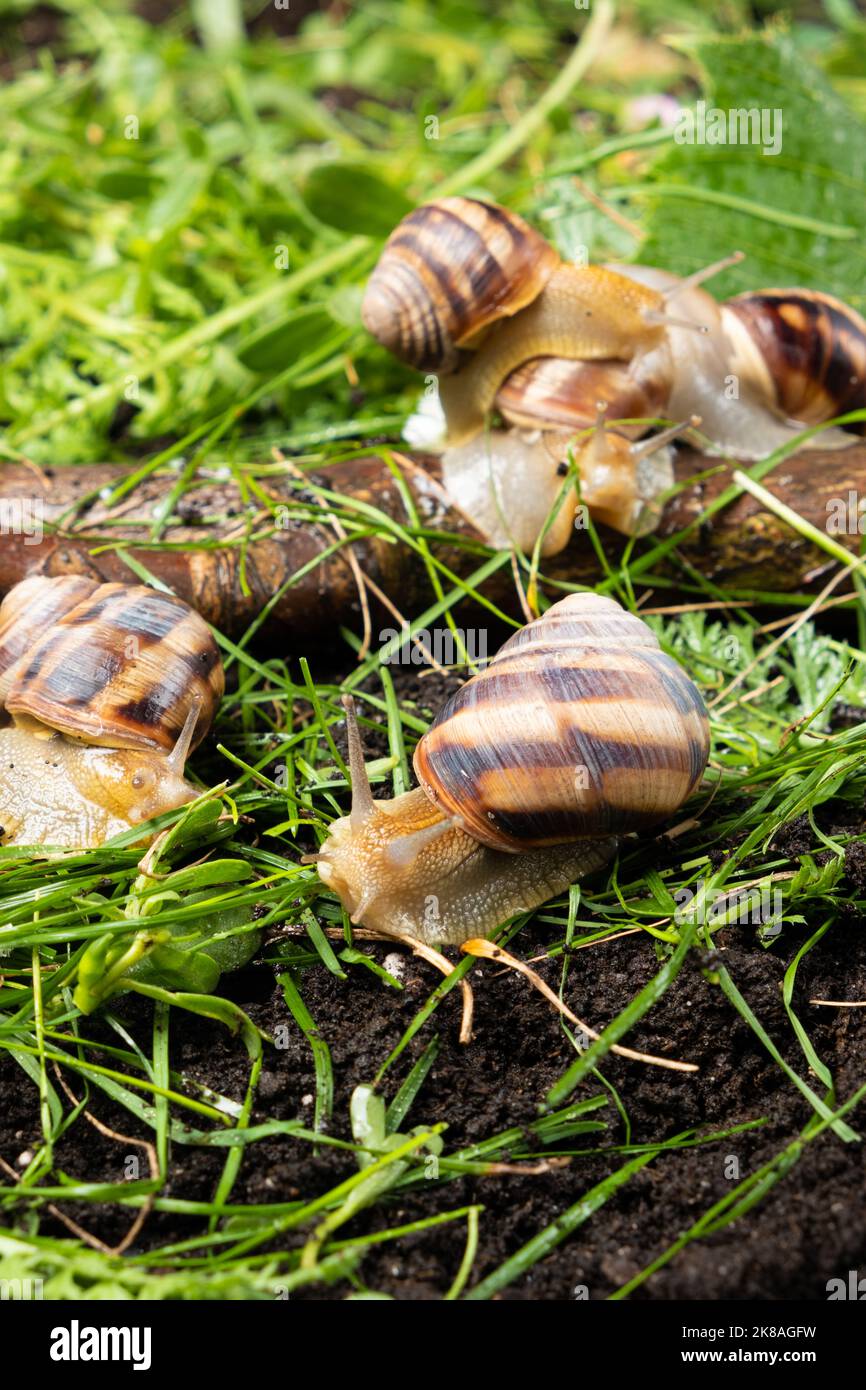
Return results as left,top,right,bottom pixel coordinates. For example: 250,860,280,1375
0,576,224,849
313,592,709,946
488,345,695,544
364,197,866,550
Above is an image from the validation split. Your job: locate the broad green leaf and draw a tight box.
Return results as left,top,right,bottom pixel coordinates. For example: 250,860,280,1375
301,163,414,236
235,305,336,372
640,33,866,307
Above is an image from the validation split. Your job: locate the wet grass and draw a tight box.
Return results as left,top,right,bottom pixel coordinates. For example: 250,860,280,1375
1,0,866,1300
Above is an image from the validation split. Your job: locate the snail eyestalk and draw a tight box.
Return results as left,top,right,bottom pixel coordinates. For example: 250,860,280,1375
559,406,693,538
628,414,702,461
661,250,745,299
165,701,201,776
341,693,376,829
642,308,709,334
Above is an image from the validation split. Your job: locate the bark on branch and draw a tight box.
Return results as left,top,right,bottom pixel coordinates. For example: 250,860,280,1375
0,444,861,637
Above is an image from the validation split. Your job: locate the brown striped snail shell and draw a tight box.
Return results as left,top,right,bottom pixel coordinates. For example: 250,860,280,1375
314,593,709,946
3,579,223,752
724,289,866,432
0,574,99,709
0,577,224,848
415,592,708,849
361,196,561,373
494,350,672,436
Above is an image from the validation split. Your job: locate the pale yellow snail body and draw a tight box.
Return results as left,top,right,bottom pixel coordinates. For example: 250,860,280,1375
314,594,709,946
0,576,224,848
363,197,866,554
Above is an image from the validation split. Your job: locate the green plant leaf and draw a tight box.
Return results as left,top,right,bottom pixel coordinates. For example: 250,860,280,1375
235,306,338,372
301,163,414,236
190,0,244,52
640,33,866,306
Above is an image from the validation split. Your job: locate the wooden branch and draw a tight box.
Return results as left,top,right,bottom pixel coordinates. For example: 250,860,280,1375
0,444,861,637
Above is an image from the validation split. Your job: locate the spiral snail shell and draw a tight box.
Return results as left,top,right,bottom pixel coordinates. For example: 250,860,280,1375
314,593,709,946
724,289,866,433
0,576,224,848
0,574,98,708
494,351,671,436
361,197,561,373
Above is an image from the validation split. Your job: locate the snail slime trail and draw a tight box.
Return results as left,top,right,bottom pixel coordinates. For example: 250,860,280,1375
314,594,709,946
0,576,224,849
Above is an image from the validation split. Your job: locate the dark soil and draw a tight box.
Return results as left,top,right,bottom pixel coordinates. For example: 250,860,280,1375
2,907,865,1300
3,656,866,1300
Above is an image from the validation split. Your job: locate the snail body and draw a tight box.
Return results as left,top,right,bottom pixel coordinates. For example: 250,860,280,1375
435,260,669,446
0,577,223,848
437,418,678,553
315,593,709,945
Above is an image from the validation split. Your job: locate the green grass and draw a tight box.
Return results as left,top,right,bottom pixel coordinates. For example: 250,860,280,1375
2,0,866,1300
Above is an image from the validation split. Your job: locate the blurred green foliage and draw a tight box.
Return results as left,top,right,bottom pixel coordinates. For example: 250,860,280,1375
0,0,863,465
